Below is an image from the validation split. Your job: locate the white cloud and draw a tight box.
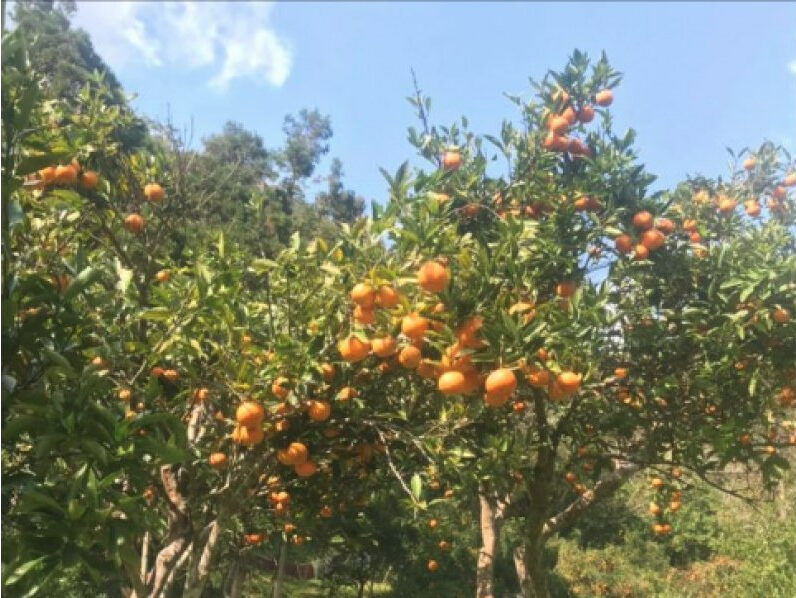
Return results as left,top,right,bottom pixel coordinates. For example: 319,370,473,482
70,1,292,90
789,60,796,77
210,27,292,90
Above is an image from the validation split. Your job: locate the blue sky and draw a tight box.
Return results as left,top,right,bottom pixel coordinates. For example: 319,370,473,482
70,2,796,204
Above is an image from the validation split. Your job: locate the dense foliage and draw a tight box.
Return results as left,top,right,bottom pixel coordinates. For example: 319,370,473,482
2,8,795,598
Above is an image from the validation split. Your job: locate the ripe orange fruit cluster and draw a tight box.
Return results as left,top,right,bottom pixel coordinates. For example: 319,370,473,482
276,441,316,478
268,490,291,517
777,386,795,408
242,533,264,546
124,213,144,234
417,261,450,294
614,210,674,260
648,473,684,535
483,368,517,407
564,468,586,495
37,159,98,190
307,400,331,422
144,182,164,202
336,264,586,423
233,400,265,446
338,334,371,362
652,523,672,536
573,195,602,212
347,282,402,328
550,372,582,399
742,199,760,217
541,88,611,156
441,150,461,171
150,367,179,383
437,323,483,397
208,452,227,468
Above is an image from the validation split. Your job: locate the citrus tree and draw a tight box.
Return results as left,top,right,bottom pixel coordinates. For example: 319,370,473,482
3,27,794,598
370,51,796,598
2,27,431,596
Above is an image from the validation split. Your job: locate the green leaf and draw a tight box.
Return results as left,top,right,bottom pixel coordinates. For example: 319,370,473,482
251,258,278,273
137,437,188,464
139,307,171,322
739,284,756,303
13,81,39,132
320,262,342,276
48,188,84,208
189,338,205,358
41,348,77,379
748,370,758,397
410,473,422,501
67,499,87,521
63,267,102,300
196,261,213,285
80,439,108,465
17,490,65,516
4,556,49,586
2,415,42,441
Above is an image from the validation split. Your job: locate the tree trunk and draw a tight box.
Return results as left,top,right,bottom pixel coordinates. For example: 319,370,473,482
131,465,192,598
161,541,193,597
148,535,190,598
272,540,287,598
512,545,527,592
520,534,549,598
476,492,502,598
183,518,222,598
224,562,247,598
514,460,639,598
776,480,788,520
141,532,150,583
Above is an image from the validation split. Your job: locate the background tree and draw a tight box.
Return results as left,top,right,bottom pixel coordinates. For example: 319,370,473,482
316,158,366,224
280,108,333,184
7,0,147,148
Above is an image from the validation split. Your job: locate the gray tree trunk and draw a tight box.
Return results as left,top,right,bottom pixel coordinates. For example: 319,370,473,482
272,540,287,598
476,492,505,598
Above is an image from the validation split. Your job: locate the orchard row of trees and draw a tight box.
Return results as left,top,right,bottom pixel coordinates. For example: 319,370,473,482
3,2,795,598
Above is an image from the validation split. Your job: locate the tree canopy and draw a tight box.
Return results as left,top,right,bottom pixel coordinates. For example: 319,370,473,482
2,20,794,598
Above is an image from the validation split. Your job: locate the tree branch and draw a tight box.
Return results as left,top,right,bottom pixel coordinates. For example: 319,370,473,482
375,428,416,503
159,540,193,598
542,461,639,539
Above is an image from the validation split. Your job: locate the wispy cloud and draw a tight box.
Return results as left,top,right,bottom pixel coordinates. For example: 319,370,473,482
71,1,292,90
789,59,796,77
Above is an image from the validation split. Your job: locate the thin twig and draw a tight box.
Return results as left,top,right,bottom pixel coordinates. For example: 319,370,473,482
375,428,416,503
410,68,440,167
